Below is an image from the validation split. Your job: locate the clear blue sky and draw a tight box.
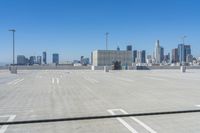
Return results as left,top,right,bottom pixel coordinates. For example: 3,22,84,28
1,0,200,63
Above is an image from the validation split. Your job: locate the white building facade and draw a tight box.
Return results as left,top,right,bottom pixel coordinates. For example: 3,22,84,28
92,50,133,66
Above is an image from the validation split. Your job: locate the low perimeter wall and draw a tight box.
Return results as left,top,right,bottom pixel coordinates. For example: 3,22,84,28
1,65,200,70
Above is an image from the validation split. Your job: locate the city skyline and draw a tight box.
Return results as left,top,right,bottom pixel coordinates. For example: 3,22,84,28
1,0,200,64
0,39,197,66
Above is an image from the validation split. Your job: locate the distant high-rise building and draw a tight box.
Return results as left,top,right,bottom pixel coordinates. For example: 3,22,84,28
126,45,132,51
184,45,191,61
29,56,36,65
172,48,179,63
17,55,26,65
37,56,42,65
117,46,120,51
80,56,84,64
160,47,164,62
177,44,192,64
136,51,142,63
155,40,165,64
43,52,47,64
82,58,90,65
155,40,161,64
164,53,170,63
186,54,193,63
133,50,137,63
178,44,185,64
52,53,59,65
136,50,146,63
141,50,146,63
146,55,152,64
25,58,29,65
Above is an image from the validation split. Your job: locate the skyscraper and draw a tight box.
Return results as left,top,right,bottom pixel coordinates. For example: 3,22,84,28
136,50,146,63
178,44,185,64
133,50,137,63
184,45,191,61
52,53,59,65
186,54,193,63
141,50,146,63
164,53,170,63
80,56,84,64
17,55,26,65
155,40,165,64
136,51,142,63
160,47,164,62
146,55,152,64
29,56,36,65
177,44,192,64
43,52,47,64
37,56,42,65
155,40,161,64
172,48,179,63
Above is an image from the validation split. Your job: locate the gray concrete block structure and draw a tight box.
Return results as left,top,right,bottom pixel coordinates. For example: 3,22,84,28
92,50,133,66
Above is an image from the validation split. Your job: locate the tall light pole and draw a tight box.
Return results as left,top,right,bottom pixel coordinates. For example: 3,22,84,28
105,32,109,50
104,32,109,68
9,29,16,65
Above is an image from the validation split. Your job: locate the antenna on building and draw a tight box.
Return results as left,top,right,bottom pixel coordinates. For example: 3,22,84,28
105,32,109,50
181,36,187,44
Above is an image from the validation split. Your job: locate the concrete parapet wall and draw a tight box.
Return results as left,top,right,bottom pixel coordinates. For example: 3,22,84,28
0,65,200,70
147,66,180,70
147,66,200,70
10,65,91,70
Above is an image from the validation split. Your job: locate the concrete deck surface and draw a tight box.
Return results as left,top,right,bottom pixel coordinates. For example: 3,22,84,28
0,69,200,133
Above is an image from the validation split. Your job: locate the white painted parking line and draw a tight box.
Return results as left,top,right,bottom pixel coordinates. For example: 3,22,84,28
144,76,166,81
119,109,157,133
0,115,16,133
52,78,55,84
107,109,157,133
179,77,200,81
7,79,24,85
107,110,138,133
52,78,60,84
56,78,59,84
116,77,134,82
7,79,20,85
13,78,24,85
83,77,99,84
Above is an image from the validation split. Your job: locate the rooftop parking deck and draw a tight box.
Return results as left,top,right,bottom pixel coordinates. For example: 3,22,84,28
0,69,200,133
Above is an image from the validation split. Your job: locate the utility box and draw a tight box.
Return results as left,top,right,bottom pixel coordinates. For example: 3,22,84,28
104,66,109,72
91,66,96,70
9,66,17,74
180,66,186,73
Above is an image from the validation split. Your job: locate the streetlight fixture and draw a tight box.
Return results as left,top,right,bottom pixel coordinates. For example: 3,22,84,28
9,29,16,66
